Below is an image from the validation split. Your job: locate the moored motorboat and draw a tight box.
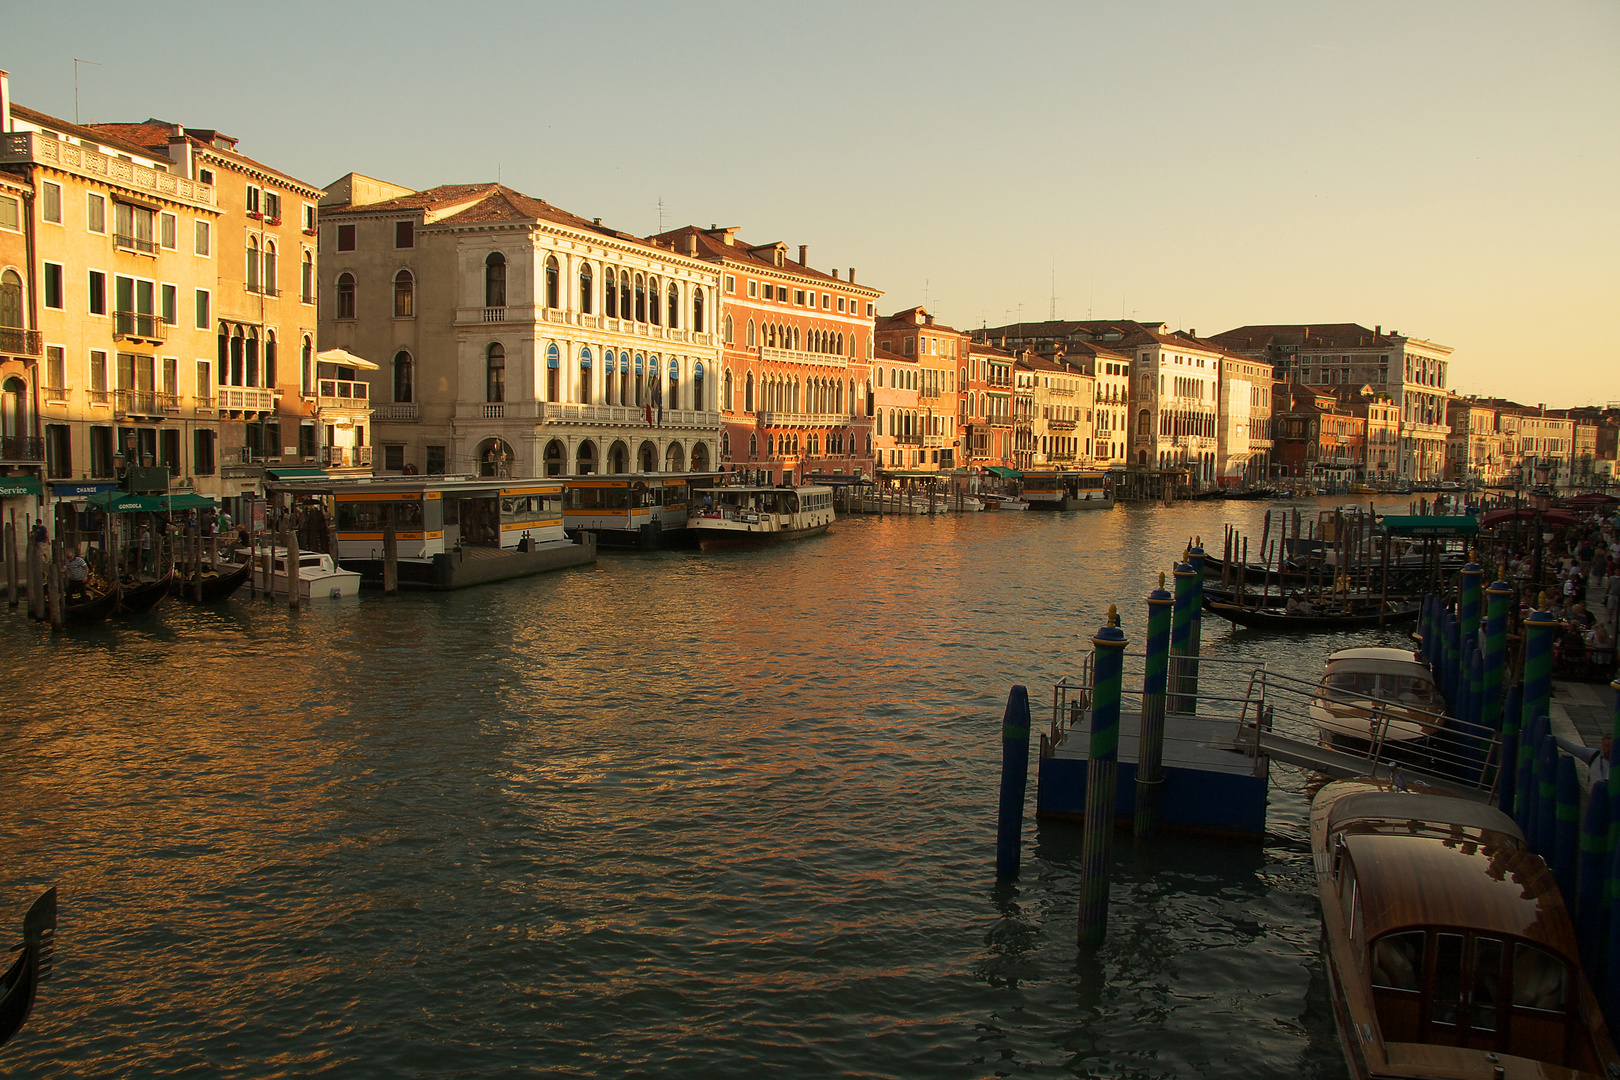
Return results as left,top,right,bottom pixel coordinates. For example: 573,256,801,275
689,485,834,549
981,494,1029,511
1309,646,1448,755
1312,779,1620,1079
231,546,362,599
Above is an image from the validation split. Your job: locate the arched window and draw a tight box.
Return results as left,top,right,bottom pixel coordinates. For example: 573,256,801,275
603,349,618,405
544,439,565,477
264,331,277,387
546,343,561,402
246,236,260,291
745,372,755,413
1137,409,1151,436
603,265,617,317
723,368,733,411
0,270,22,330
393,269,414,318
667,282,679,329
545,255,560,309
486,343,506,402
692,362,705,412
619,271,631,319
394,349,414,402
723,314,734,345
648,276,661,325
667,359,680,410
746,319,756,348
576,439,597,475
1,376,26,441
336,272,355,319
721,430,730,459
578,347,593,404
301,251,314,303
749,433,757,458
578,262,593,314
692,287,705,332
301,336,313,396
245,330,260,387
485,252,506,308
264,241,277,294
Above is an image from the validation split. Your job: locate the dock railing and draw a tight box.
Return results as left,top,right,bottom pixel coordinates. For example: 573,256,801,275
1050,651,1502,799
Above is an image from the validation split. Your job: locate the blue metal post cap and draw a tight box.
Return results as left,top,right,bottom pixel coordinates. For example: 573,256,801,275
1172,562,1196,577
1527,610,1557,626
1486,580,1514,594
1094,604,1128,646
1462,562,1482,575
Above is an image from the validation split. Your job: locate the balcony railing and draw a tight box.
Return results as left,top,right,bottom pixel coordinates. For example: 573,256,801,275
1048,418,1077,431
483,307,506,322
536,402,721,430
114,390,180,416
317,379,370,410
0,327,42,356
321,445,373,468
0,131,216,209
758,346,850,369
114,311,166,341
43,385,70,404
113,232,159,254
87,389,111,405
891,434,923,446
215,387,278,412
371,402,420,422
0,435,45,462
757,411,856,428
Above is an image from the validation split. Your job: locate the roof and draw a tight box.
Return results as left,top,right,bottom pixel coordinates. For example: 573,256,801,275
648,225,881,294
873,348,914,363
9,103,166,162
1325,646,1428,666
1326,789,1521,840
1208,323,1402,353
86,119,322,195
321,182,497,216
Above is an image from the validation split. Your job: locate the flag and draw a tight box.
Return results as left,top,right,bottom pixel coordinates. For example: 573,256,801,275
645,403,653,427
652,373,663,426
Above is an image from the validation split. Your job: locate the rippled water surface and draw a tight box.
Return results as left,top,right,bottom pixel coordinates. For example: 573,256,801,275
0,497,1422,1077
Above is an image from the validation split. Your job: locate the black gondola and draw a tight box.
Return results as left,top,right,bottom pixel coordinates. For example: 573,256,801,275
117,569,174,614
0,887,57,1049
170,559,252,603
1206,599,1421,632
43,584,120,628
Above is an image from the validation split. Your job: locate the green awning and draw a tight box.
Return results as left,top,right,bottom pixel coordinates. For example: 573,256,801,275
0,475,42,498
987,466,1023,479
90,493,166,513
166,492,218,510
1381,514,1479,538
266,467,328,481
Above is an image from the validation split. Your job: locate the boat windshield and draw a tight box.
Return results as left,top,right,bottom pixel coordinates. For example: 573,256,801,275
1325,668,1433,703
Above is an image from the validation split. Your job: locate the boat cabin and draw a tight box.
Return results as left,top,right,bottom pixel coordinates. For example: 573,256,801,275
562,472,722,548
1021,470,1111,508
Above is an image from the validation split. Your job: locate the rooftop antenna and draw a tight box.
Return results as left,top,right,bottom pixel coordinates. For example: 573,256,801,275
656,196,666,232
1049,261,1058,320
924,278,931,309
73,59,100,125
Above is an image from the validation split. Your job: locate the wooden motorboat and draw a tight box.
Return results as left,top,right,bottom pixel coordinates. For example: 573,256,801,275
1310,646,1448,752
0,887,57,1049
1312,780,1620,1078
117,568,173,614
171,559,253,603
1205,599,1421,632
690,485,834,550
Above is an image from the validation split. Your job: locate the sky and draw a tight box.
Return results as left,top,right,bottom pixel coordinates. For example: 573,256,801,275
4,1,1616,406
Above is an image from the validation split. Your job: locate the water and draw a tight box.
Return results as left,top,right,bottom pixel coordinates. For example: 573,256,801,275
0,497,1419,1078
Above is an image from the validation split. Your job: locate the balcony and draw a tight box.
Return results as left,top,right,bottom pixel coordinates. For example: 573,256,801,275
535,402,721,430
891,434,923,446
317,378,370,411
1048,418,1077,431
321,445,373,469
0,131,215,209
114,232,158,255
114,389,180,417
0,327,42,356
215,386,279,413
372,402,420,422
483,307,507,323
757,411,856,428
114,311,166,342
0,435,45,462
759,346,849,370
43,385,70,405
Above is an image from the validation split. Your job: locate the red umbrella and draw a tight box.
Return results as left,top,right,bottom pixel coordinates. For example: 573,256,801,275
1479,507,1583,529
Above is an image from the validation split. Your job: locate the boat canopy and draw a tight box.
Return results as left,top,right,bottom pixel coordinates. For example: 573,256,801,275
1326,790,1521,839
266,466,330,482
1380,514,1479,537
986,466,1022,479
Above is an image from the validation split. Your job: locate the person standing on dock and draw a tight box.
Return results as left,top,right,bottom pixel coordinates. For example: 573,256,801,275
1554,734,1611,797
139,524,152,575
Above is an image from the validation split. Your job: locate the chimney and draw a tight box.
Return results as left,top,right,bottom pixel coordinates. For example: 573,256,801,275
798,244,807,266
0,69,10,135
685,234,697,256
831,268,839,279
849,267,855,283
1374,324,1381,336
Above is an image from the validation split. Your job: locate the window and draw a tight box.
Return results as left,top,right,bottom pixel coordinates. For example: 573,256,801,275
194,219,210,256
577,347,592,403
393,270,414,318
303,204,317,232
88,270,107,315
160,212,177,249
0,195,17,231
160,284,177,325
794,289,805,305
746,319,755,347
337,224,356,251
546,343,560,402
667,282,678,329
114,201,155,252
42,182,61,223
579,262,593,314
724,274,735,293
545,256,559,308
87,193,106,233
198,168,214,185
194,288,210,329
693,287,705,332
46,346,65,391
822,293,830,309
301,337,313,396
246,237,260,291
747,280,758,298
196,361,210,401
865,302,874,317
194,429,216,475
395,220,414,248
264,241,277,294
246,185,261,215
634,274,646,321
485,252,506,307
393,350,413,402
486,343,505,402
90,351,107,396
723,314,734,345
43,263,63,309
301,252,314,303
335,272,355,319
0,270,19,330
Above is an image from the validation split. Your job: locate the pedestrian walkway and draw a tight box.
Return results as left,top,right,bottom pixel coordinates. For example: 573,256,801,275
1551,572,1617,760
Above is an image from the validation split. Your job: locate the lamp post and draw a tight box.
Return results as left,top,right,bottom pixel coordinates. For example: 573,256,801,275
1530,459,1554,592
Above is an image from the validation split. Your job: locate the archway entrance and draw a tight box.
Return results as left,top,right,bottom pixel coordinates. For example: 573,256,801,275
576,440,597,475
638,441,658,472
608,440,628,474
477,437,514,478
690,442,710,471
543,439,565,477
664,442,685,472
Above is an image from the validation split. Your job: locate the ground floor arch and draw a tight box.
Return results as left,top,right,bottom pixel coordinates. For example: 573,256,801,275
477,436,516,478
690,442,710,471
638,440,658,472
576,439,597,475
664,441,685,472
608,439,629,474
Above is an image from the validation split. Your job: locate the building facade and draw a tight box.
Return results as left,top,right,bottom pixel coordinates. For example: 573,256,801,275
319,176,722,479
875,307,965,472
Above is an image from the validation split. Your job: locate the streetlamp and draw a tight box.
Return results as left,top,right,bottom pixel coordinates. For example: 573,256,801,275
1530,459,1554,591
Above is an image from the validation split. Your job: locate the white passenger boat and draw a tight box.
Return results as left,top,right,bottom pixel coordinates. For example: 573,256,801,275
689,485,834,549
1022,470,1114,510
1309,646,1449,754
981,494,1029,511
233,546,362,599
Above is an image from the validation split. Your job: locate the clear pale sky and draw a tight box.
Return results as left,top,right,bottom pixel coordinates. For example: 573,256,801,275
5,1,1616,406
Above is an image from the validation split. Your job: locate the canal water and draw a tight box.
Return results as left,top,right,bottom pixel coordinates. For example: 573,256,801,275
0,496,1424,1078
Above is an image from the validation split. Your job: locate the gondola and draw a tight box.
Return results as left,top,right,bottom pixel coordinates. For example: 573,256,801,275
0,887,57,1049
117,568,174,614
46,584,120,628
1206,599,1421,631
170,558,252,603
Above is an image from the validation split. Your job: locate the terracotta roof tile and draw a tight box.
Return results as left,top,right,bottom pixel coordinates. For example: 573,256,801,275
649,226,881,293
86,119,322,193
9,104,162,161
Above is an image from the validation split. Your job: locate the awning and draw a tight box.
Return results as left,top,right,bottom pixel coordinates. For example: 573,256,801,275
315,347,379,371
1381,514,1480,538
0,475,42,498
986,466,1023,479
167,492,219,510
266,467,329,481
89,493,166,513
1478,507,1582,530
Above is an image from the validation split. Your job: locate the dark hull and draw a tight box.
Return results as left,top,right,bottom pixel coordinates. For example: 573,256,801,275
46,586,119,627
117,571,174,614
172,560,253,602
0,888,56,1050
1207,600,1421,631
696,522,831,551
